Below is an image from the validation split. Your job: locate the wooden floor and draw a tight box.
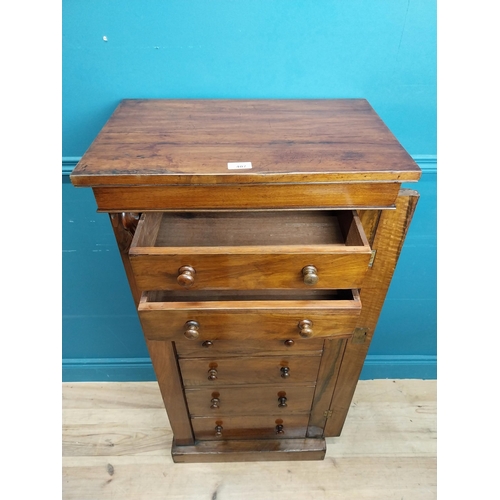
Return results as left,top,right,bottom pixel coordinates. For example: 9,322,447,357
62,379,436,499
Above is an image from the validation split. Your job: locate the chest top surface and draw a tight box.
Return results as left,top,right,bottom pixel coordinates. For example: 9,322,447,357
70,99,420,187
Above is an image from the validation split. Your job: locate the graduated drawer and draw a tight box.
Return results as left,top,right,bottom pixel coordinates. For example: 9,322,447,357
191,415,309,441
185,384,316,417
129,210,371,291
138,289,361,342
179,356,321,387
175,338,324,358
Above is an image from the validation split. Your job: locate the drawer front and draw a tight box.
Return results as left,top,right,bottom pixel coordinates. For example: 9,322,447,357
138,293,361,342
175,338,324,358
129,210,371,291
185,385,316,417
130,253,370,291
191,415,309,441
179,356,321,387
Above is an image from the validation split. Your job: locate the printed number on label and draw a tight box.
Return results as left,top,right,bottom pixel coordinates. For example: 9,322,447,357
227,162,252,170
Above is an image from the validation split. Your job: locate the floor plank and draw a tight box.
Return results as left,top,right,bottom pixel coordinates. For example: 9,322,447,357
62,380,436,499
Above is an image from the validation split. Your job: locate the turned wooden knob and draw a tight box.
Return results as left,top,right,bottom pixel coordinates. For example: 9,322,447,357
210,398,220,409
275,424,284,434
280,367,290,378
208,368,218,381
120,212,140,233
278,396,288,408
202,340,214,348
302,265,318,285
184,320,200,340
177,265,196,287
284,339,295,347
215,425,223,437
298,319,313,338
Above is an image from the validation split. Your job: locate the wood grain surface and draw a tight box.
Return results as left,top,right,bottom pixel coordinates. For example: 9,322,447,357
174,338,325,358
129,209,371,290
71,99,421,187
184,384,316,417
325,189,420,436
62,379,436,499
138,294,361,342
141,210,363,248
69,100,424,469
130,251,372,291
179,355,321,387
171,438,327,463
190,414,310,441
93,182,402,211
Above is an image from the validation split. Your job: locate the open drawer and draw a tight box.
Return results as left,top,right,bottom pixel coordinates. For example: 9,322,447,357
129,210,372,291
138,289,361,342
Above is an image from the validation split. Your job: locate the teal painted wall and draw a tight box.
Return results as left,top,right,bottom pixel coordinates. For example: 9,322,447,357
62,0,436,380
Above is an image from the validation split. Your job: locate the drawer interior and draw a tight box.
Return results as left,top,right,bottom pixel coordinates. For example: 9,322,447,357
143,288,359,304
132,210,369,249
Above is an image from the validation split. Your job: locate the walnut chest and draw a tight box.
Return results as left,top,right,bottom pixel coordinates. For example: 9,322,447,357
70,99,420,463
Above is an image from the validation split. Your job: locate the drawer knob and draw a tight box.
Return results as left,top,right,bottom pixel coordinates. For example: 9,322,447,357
275,424,285,434
184,320,200,340
278,396,288,408
202,340,214,348
215,425,223,437
208,368,218,381
280,367,290,378
210,397,220,409
298,319,313,338
302,265,318,285
177,265,196,287
284,339,295,347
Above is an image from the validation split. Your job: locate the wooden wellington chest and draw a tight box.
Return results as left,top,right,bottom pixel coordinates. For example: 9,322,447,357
70,99,420,463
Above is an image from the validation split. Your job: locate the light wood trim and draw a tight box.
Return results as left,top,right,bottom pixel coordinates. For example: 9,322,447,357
130,244,371,255
130,244,371,258
140,290,361,311
141,298,360,310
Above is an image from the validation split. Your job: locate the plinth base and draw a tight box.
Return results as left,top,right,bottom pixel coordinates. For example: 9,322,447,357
171,438,327,463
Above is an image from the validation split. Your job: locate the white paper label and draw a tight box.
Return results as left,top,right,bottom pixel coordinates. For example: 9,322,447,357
227,162,252,170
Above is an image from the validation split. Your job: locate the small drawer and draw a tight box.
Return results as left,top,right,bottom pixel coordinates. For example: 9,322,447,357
129,210,371,291
191,415,309,441
138,289,361,342
175,338,324,358
185,384,316,417
179,356,321,387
